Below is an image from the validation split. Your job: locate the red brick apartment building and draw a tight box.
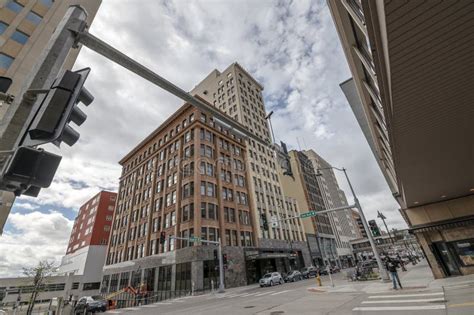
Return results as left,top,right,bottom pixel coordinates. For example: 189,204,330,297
102,102,257,293
67,191,117,254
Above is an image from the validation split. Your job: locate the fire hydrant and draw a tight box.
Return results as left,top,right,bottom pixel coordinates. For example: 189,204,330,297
316,274,322,286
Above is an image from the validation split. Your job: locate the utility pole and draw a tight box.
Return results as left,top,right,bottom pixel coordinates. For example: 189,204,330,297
377,211,394,244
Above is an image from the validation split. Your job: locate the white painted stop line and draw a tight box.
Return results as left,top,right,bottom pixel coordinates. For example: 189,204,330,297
353,305,446,311
368,292,443,299
255,291,275,296
270,290,292,296
362,297,445,304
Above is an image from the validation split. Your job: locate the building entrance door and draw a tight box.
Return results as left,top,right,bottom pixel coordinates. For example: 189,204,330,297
432,242,461,276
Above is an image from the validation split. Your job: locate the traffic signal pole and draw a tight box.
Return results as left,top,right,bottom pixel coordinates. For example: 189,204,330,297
73,30,267,148
272,170,390,282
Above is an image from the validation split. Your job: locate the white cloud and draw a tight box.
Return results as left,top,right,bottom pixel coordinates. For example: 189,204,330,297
0,211,72,277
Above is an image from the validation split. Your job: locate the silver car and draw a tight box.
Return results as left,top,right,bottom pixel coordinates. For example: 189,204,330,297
259,272,284,287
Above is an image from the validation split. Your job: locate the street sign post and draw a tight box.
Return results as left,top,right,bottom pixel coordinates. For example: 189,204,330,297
300,211,317,218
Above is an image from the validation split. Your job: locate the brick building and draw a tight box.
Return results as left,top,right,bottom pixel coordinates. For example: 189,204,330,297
102,102,258,293
58,191,116,285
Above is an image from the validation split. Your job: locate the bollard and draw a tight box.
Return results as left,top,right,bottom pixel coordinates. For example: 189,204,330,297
316,274,322,286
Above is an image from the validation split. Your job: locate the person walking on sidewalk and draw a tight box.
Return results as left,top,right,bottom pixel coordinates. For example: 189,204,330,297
386,258,403,290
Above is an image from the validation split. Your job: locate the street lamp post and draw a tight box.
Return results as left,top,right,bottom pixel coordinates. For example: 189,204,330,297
317,167,390,281
377,211,394,244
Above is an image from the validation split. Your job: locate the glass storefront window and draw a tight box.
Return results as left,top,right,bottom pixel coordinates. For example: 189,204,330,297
450,239,474,266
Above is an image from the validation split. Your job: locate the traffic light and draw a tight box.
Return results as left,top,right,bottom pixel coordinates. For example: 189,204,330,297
22,68,93,147
223,254,228,266
213,249,218,263
368,220,381,237
159,231,166,244
1,147,61,196
261,213,269,231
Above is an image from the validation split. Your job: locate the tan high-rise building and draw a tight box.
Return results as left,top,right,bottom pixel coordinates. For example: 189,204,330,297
278,149,338,267
0,0,101,234
303,149,359,267
192,63,311,270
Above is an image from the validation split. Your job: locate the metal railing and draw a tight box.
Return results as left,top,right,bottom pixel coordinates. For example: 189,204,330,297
104,290,192,310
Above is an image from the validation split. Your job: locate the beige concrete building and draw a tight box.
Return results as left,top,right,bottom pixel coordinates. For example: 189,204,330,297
278,149,338,267
0,0,102,233
329,0,474,278
304,149,359,267
191,63,309,268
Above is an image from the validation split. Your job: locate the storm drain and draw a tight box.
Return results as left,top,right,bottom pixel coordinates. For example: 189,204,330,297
270,311,285,315
244,306,255,309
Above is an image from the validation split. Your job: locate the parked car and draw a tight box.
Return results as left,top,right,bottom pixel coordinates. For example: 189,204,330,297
259,272,284,287
74,295,107,314
317,267,329,275
284,270,302,282
330,266,341,273
300,266,318,278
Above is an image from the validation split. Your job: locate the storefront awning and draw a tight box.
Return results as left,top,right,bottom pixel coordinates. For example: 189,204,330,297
410,215,474,233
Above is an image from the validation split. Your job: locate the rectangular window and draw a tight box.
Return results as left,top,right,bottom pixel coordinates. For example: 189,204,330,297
0,53,14,70
225,230,231,246
450,239,474,266
26,11,42,25
0,22,8,35
201,202,206,218
39,0,54,7
6,1,24,13
11,30,29,44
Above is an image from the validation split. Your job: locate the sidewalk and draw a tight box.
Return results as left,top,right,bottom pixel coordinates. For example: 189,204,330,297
308,259,474,294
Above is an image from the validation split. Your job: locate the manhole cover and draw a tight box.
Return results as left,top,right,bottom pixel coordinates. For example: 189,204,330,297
270,312,285,315
244,306,255,309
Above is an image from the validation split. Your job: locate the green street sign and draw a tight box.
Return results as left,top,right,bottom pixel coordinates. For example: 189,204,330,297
190,237,200,242
300,211,317,218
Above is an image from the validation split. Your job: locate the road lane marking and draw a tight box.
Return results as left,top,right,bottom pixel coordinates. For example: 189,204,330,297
255,291,275,296
353,305,446,311
239,293,254,297
270,290,293,296
448,302,474,308
368,292,444,299
153,302,172,305
362,297,445,304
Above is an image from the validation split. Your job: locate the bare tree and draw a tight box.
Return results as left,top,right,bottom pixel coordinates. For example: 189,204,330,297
22,260,56,315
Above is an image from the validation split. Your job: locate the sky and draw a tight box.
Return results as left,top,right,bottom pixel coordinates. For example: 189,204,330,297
0,0,403,277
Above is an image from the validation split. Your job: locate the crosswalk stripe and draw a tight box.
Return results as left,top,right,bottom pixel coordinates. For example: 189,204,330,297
255,291,275,296
368,292,444,299
240,293,253,297
362,297,445,304
353,305,446,311
270,290,292,296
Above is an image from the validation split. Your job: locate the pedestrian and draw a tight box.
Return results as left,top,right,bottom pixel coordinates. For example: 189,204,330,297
397,254,407,271
386,258,403,290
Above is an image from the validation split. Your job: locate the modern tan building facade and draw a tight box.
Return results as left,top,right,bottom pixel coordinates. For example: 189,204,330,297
191,63,310,269
329,0,474,278
0,0,101,234
303,149,359,267
278,149,338,267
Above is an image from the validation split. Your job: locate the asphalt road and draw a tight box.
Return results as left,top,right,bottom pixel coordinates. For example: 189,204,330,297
105,271,474,315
